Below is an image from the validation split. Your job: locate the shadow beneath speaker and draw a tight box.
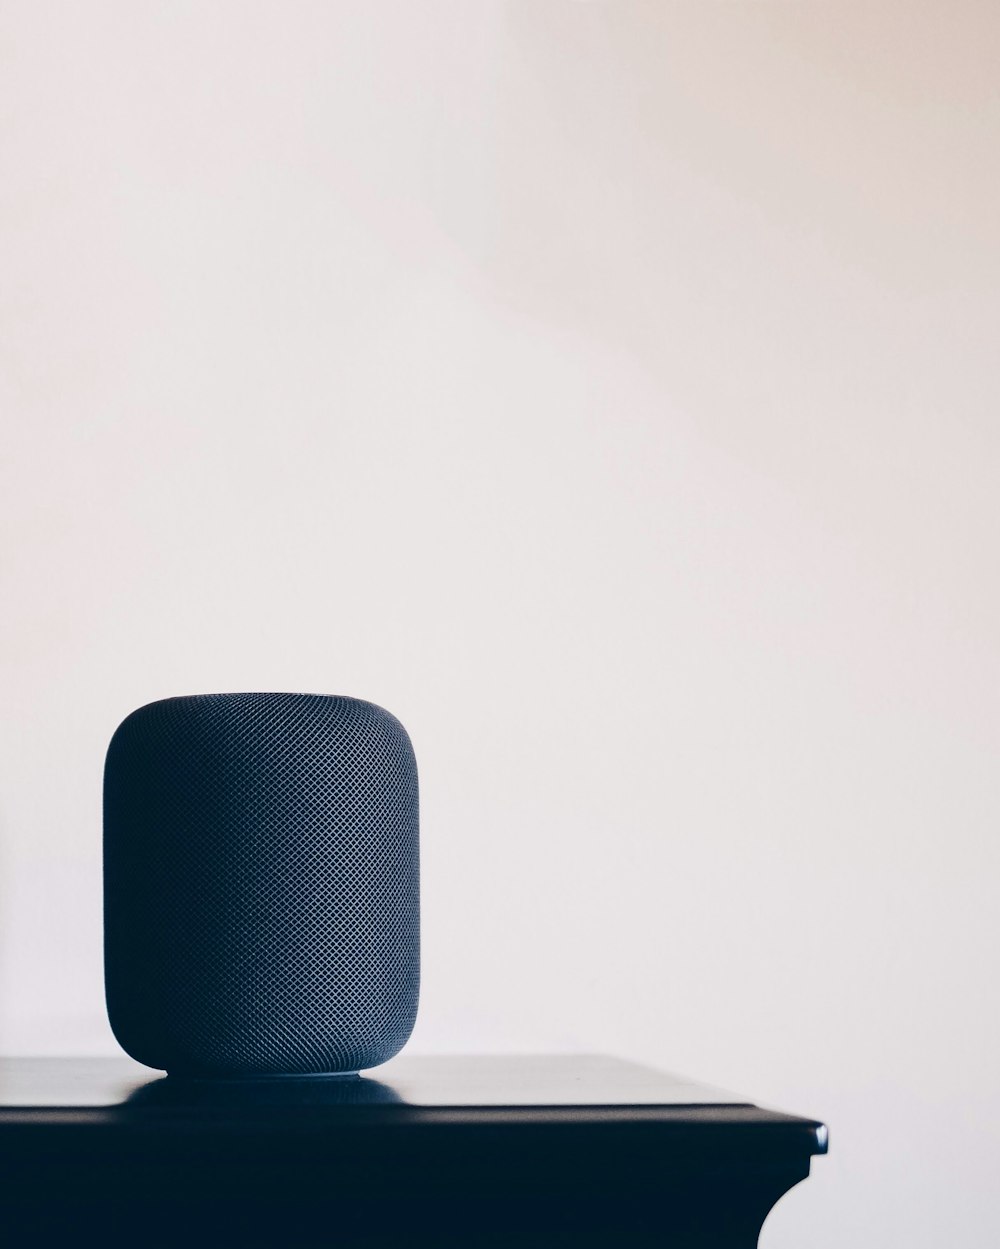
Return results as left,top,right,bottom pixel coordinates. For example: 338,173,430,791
125,1072,402,1108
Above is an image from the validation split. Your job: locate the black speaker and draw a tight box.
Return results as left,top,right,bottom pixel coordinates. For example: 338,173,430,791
103,693,419,1077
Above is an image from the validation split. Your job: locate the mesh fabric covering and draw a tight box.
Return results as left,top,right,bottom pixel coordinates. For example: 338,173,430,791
104,693,419,1076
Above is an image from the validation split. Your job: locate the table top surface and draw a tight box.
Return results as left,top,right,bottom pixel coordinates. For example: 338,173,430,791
0,1054,827,1154
0,1053,741,1108
0,1055,827,1249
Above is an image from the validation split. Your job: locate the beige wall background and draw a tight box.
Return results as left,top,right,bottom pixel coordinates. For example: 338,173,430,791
2,2,998,1243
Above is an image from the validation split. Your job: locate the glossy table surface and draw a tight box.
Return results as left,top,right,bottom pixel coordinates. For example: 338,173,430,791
0,1055,827,1248
0,1052,749,1108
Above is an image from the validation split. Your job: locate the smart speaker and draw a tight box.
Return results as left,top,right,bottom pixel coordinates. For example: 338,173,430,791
103,693,419,1077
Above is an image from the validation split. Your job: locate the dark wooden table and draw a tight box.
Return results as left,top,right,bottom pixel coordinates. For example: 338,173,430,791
0,1055,826,1247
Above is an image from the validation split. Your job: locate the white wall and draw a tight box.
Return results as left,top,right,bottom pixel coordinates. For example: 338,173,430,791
2,2,998,1244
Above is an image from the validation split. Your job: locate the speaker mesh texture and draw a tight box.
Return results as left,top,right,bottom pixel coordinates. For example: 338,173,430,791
104,693,419,1076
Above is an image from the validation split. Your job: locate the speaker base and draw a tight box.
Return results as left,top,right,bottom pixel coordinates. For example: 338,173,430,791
128,1070,399,1108
165,1071,361,1082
